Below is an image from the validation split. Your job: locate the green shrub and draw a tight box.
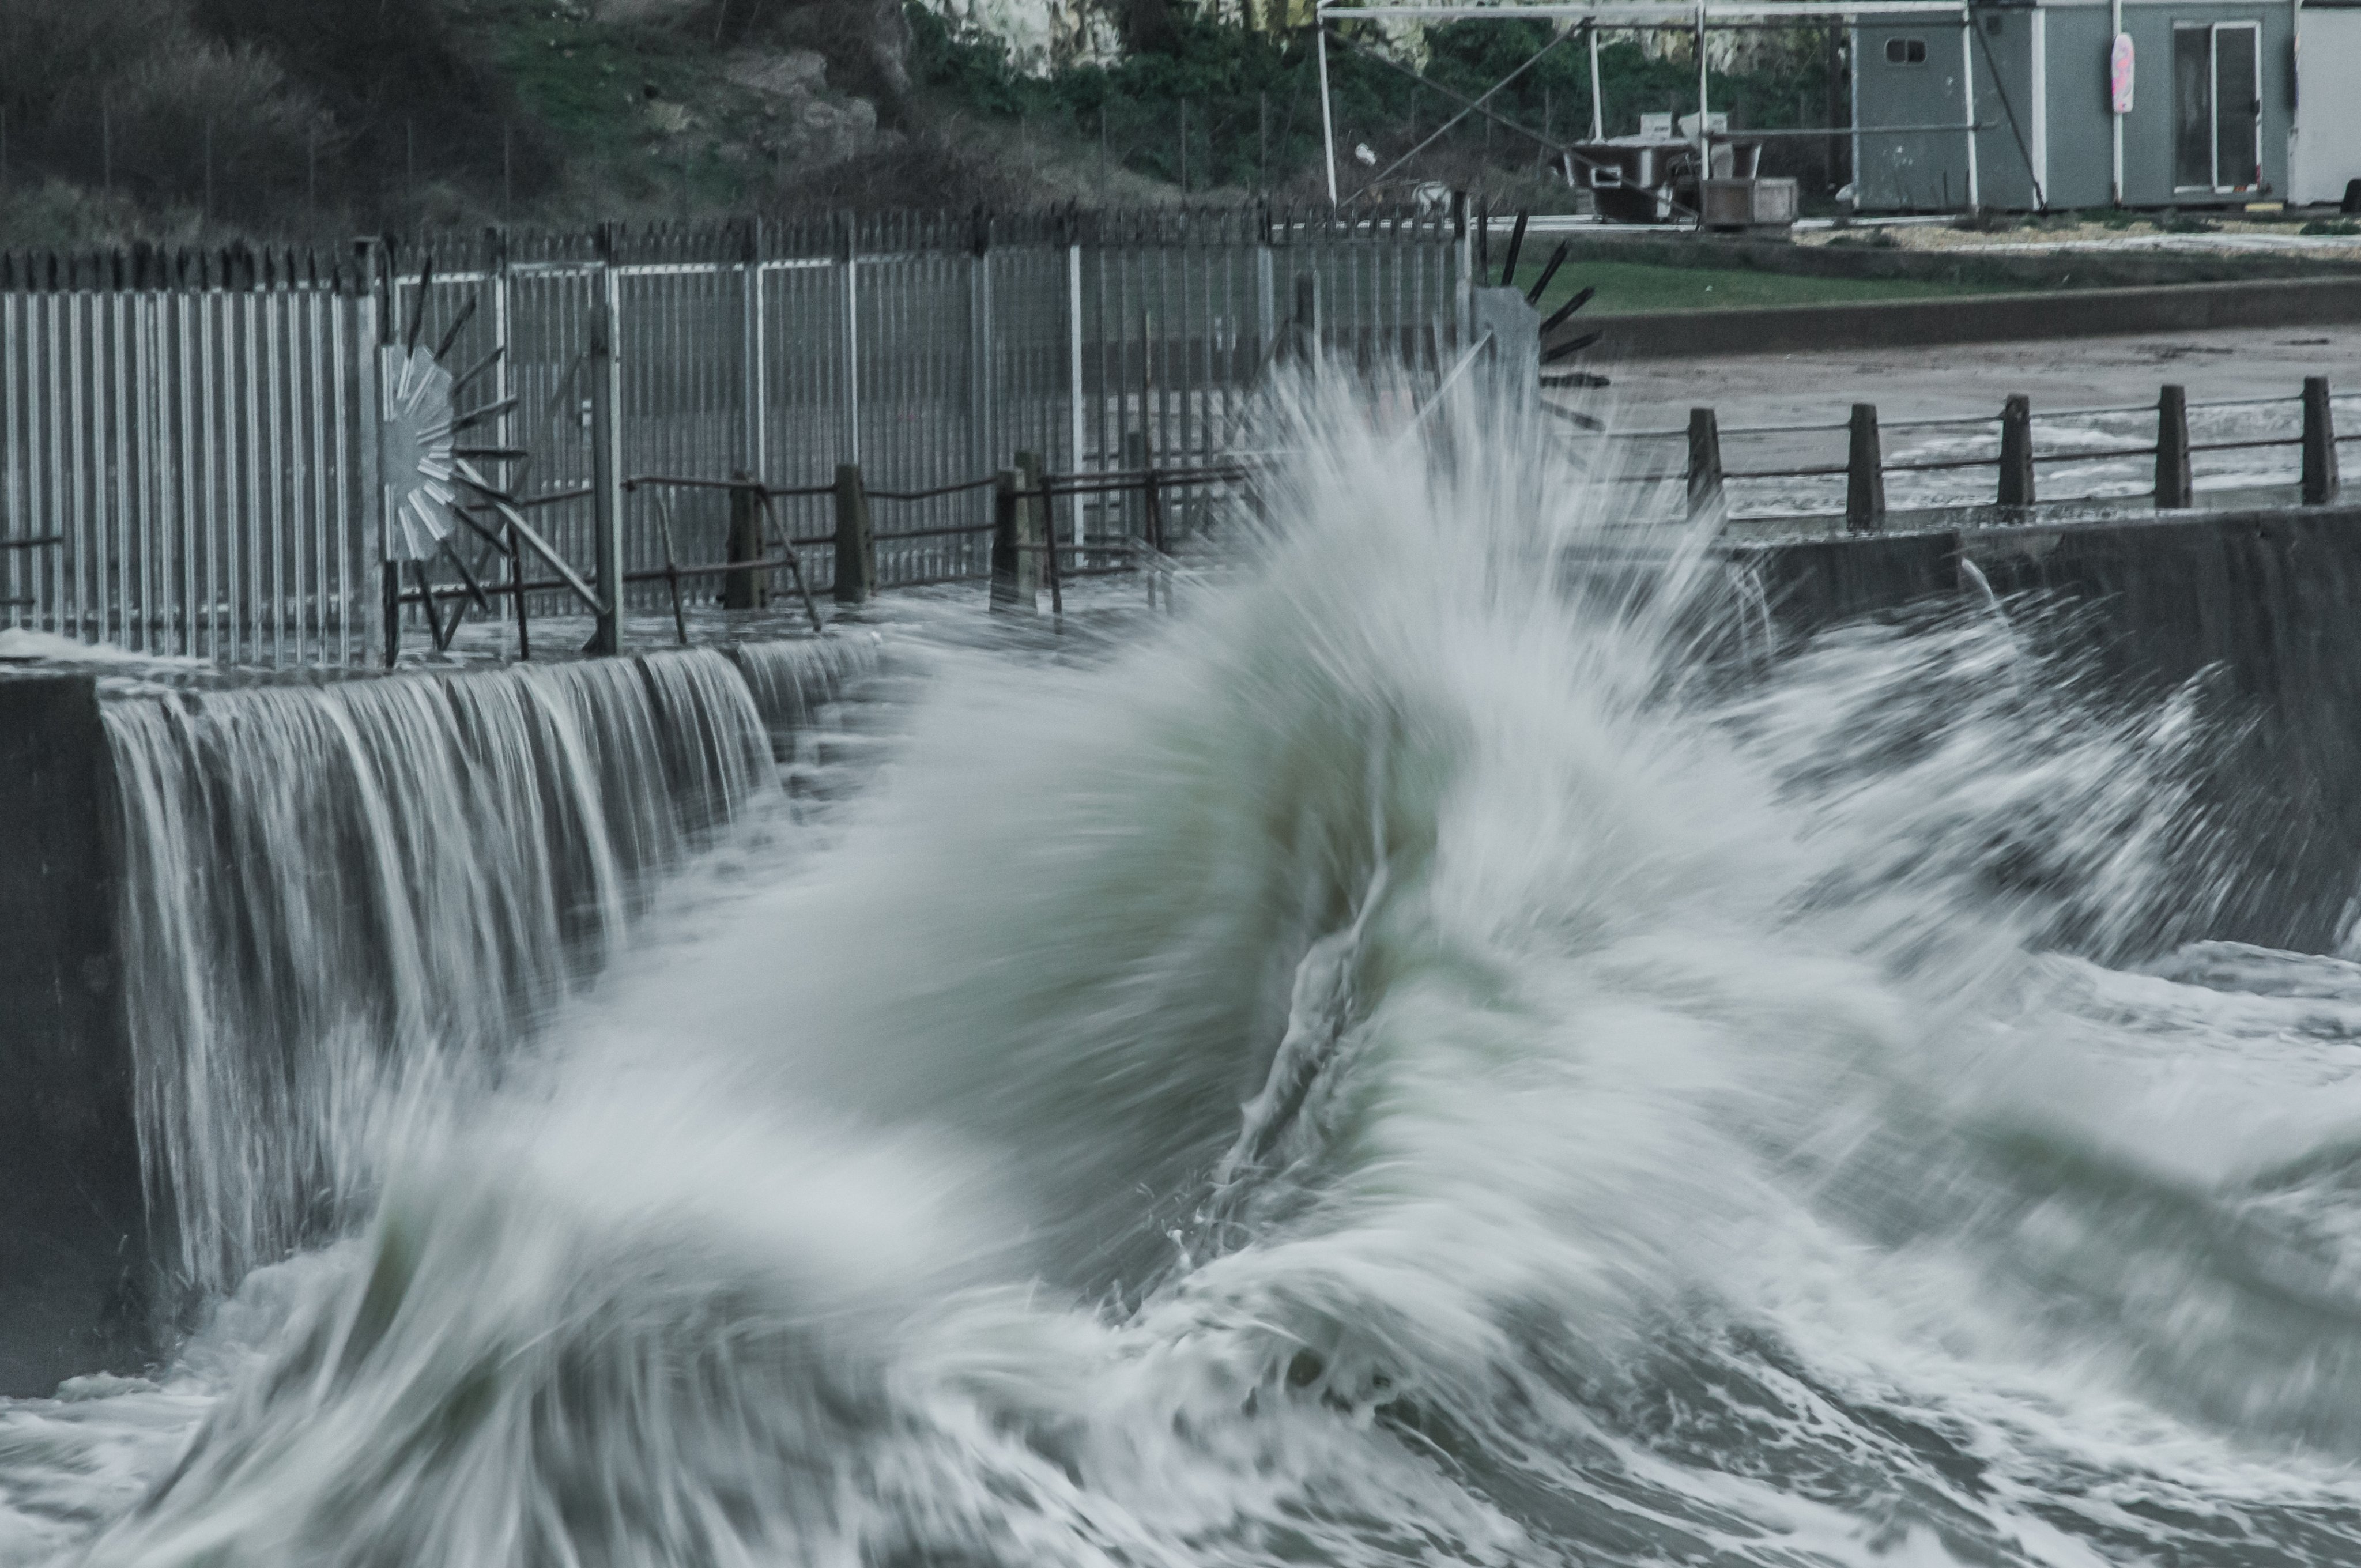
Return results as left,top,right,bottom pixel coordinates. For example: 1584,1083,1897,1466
105,43,335,224
191,0,559,217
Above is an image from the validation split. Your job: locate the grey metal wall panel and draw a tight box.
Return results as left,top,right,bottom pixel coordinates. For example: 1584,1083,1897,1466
1972,9,2045,209
2116,1,2293,202
1855,11,1978,210
2044,5,2119,208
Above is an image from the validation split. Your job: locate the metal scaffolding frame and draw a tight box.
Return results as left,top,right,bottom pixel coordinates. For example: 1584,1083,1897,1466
1313,1,1995,217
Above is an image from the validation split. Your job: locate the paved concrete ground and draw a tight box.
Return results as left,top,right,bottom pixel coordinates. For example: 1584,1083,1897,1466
1594,322,2361,430
1562,323,2361,519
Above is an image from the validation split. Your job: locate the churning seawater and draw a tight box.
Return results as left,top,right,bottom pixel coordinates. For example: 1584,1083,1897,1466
10,382,2361,1567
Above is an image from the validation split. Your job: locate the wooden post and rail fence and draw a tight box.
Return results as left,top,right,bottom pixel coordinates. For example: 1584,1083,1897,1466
1667,376,2351,531
384,455,1250,659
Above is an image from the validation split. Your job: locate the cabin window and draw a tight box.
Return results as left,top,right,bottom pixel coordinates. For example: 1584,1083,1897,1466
1884,37,1927,65
2174,21,2262,190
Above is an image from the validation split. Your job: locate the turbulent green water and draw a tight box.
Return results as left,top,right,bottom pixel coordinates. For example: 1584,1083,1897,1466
8,386,2361,1566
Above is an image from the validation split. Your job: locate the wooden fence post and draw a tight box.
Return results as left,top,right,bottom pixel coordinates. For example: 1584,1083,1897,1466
1039,473,1064,627
1845,402,1885,533
832,462,874,604
1685,406,1723,521
1014,450,1046,607
2155,384,2192,510
990,470,1025,612
1998,393,2034,508
2303,376,2340,505
724,473,769,610
382,561,401,667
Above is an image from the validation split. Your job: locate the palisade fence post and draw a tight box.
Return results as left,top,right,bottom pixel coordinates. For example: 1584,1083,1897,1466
990,468,1023,610
2156,384,2193,510
1453,190,1473,345
833,462,874,605
2302,375,2340,505
1998,393,2034,508
740,218,765,482
359,237,395,666
970,211,994,554
1293,269,1319,365
1067,214,1087,543
588,277,625,655
1256,212,1277,368
1685,406,1723,520
839,212,861,468
1845,402,1886,533
1123,428,1150,543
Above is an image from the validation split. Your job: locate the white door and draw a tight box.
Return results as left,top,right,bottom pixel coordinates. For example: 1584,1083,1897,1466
2175,21,2263,192
2297,8,2361,203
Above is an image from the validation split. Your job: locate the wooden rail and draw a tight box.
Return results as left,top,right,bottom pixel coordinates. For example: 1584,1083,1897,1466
1657,377,2349,530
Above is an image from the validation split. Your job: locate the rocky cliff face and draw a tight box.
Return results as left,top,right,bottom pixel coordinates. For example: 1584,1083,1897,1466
923,0,1118,73
726,48,882,167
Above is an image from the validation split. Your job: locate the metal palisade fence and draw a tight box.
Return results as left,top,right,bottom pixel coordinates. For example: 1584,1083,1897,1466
1,206,1468,665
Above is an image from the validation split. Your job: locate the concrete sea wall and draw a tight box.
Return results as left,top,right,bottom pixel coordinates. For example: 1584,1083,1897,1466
0,676,146,1395
1742,500,2361,951
0,638,873,1396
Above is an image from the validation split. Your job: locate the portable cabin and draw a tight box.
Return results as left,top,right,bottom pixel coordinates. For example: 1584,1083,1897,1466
1851,0,2360,210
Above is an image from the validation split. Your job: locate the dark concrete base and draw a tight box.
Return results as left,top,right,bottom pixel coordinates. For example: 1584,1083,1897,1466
0,674,149,1396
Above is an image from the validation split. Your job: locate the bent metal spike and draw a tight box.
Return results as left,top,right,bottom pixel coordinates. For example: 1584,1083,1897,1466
379,258,531,657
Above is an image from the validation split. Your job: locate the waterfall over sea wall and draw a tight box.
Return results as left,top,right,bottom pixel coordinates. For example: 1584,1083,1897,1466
101,642,866,1300
731,636,884,743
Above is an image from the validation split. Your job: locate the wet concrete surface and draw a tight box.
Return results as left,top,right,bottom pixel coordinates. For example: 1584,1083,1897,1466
1564,323,2361,519
1589,322,2361,432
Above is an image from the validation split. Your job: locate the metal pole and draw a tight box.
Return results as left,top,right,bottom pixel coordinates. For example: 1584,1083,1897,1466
1961,9,1980,209
359,245,389,665
491,231,514,640
1695,1,1710,227
2109,0,2125,205
1847,22,1864,210
1316,12,1341,205
1069,234,1085,542
1589,22,1605,140
589,288,624,655
741,224,764,478
1454,189,1474,344
841,229,861,466
1696,2,1709,132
